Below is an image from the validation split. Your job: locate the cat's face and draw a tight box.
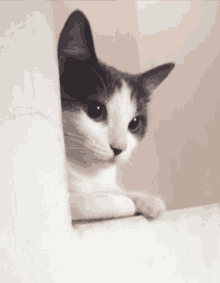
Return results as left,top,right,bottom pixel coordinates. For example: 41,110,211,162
58,10,175,166
62,80,141,165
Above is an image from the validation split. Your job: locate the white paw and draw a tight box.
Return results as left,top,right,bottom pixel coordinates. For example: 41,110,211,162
134,195,166,221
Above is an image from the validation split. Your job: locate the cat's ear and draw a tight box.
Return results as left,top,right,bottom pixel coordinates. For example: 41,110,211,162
58,10,97,62
140,63,175,93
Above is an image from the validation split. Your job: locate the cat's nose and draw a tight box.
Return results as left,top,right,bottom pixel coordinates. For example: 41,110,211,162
110,145,123,156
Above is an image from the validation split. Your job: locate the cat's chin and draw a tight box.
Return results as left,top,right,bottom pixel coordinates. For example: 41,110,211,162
108,155,128,165
95,154,126,165
91,155,119,166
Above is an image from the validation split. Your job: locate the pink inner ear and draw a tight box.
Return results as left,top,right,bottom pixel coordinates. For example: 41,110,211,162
63,47,86,56
141,63,175,93
146,78,160,92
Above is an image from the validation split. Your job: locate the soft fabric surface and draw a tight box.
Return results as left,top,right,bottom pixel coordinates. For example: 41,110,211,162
74,203,220,283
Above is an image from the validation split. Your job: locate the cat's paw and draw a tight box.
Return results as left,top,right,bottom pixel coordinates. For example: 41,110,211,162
132,195,166,221
69,192,136,221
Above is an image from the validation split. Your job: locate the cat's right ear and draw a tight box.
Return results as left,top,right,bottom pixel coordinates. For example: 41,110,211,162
140,63,175,93
58,10,97,62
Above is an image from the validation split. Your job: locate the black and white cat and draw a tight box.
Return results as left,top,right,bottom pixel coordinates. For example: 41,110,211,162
58,10,175,222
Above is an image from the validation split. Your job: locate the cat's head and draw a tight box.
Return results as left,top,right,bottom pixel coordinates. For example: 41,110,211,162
58,10,175,167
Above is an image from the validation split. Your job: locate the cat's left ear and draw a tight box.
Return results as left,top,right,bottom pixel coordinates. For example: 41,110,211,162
140,63,175,92
58,10,97,62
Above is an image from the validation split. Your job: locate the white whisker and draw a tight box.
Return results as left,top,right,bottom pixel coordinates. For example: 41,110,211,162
128,160,133,167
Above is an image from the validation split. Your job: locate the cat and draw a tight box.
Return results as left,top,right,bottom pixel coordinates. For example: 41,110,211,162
58,10,175,222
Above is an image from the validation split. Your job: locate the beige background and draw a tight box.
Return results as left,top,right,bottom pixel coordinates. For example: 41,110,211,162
52,1,220,211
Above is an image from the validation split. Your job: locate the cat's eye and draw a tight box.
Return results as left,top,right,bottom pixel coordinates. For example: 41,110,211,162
128,116,141,133
86,101,106,121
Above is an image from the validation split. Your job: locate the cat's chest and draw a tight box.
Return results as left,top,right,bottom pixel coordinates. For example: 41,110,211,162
66,161,121,194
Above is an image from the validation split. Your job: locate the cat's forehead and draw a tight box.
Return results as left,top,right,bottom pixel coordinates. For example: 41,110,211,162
107,80,136,122
97,64,149,116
